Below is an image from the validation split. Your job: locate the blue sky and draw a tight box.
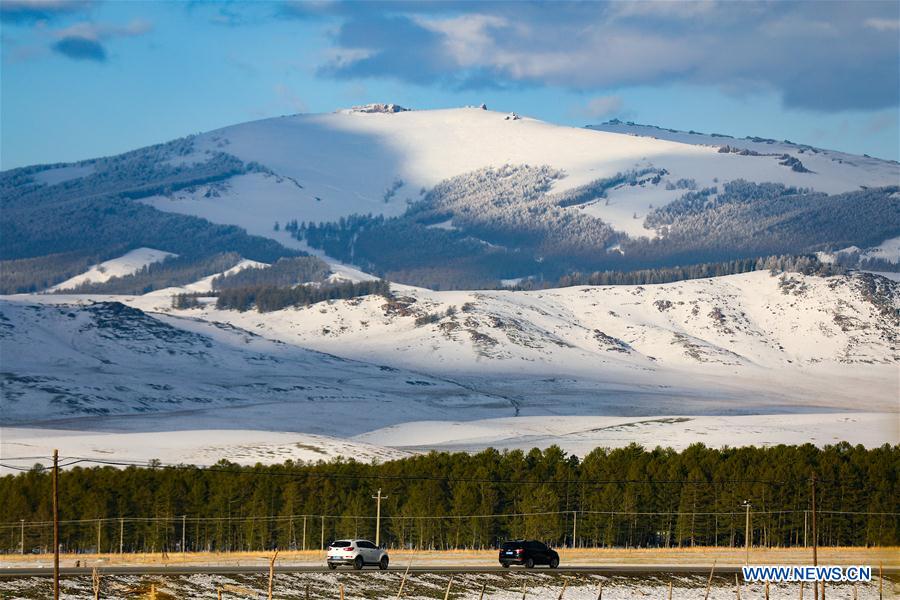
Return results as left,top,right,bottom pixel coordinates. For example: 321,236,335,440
2,0,898,169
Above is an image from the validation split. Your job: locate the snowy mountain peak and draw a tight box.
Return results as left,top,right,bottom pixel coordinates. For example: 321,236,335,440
347,103,411,114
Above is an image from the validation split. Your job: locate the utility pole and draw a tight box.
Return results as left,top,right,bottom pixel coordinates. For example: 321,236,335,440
182,515,187,555
20,519,24,555
811,473,818,566
372,489,388,547
572,511,577,548
302,515,307,551
804,510,808,547
119,518,124,554
320,516,325,551
742,500,752,565
52,449,59,600
97,518,101,555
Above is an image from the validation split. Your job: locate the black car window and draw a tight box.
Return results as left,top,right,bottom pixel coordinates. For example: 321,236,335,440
329,541,351,548
501,542,522,550
357,541,374,549
525,541,539,550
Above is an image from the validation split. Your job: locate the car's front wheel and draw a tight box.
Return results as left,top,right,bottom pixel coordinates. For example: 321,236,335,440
353,556,364,570
549,556,559,569
379,556,389,570
525,558,535,569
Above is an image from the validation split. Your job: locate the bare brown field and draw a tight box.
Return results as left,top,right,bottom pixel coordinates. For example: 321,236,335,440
2,546,897,569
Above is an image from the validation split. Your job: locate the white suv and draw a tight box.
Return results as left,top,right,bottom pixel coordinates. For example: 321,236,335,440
326,539,389,570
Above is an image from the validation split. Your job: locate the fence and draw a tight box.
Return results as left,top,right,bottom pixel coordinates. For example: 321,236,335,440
2,509,896,555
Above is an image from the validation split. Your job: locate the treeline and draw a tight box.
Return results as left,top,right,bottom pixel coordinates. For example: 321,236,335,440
61,253,243,295
550,255,844,288
1,443,896,554
287,165,899,290
211,256,330,290
1,137,299,292
631,181,900,265
215,279,390,313
0,250,114,295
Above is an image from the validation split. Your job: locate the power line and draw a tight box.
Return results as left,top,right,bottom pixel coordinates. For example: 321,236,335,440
2,508,896,530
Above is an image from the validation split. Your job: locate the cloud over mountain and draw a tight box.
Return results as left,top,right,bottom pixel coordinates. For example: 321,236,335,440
306,1,899,113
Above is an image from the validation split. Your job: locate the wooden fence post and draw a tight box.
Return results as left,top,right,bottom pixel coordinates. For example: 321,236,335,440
879,562,884,600
267,549,279,600
92,566,101,600
521,580,527,600
765,580,770,600
340,583,344,600
799,581,803,600
667,580,673,600
443,576,453,600
703,561,716,600
478,582,486,600
396,562,411,599
557,579,568,600
735,572,741,600
597,581,602,600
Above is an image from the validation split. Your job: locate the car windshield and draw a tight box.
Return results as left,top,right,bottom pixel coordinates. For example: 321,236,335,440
329,541,351,548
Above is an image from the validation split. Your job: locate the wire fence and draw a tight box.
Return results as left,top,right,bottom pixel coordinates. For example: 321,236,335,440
2,508,897,556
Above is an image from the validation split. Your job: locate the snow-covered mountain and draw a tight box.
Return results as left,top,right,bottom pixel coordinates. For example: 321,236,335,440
3,268,897,467
142,106,898,245
2,106,899,466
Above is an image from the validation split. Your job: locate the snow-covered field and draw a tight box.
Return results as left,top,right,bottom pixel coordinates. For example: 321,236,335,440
2,428,410,468
6,412,893,473
0,571,893,600
357,413,898,455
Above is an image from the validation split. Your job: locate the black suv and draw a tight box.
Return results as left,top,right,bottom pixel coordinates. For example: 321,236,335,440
499,539,560,568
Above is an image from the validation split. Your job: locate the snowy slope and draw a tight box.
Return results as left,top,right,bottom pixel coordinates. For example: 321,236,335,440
50,248,176,291
129,271,899,414
2,270,897,466
141,107,900,243
0,299,507,433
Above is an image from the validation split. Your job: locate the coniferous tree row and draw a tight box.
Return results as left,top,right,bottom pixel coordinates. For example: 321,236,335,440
548,254,845,289
1,443,896,553
286,167,899,290
215,279,390,313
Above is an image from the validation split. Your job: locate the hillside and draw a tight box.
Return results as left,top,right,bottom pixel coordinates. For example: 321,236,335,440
0,299,506,431
2,269,896,467
3,107,898,292
134,270,898,408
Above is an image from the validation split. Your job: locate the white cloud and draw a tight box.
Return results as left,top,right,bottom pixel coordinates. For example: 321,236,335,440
580,95,624,119
321,2,899,112
864,18,900,31
54,19,152,41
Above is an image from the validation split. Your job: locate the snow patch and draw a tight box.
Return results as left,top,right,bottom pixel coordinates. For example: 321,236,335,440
50,248,176,292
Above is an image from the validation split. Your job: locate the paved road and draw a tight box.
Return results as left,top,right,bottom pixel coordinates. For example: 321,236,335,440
2,564,897,577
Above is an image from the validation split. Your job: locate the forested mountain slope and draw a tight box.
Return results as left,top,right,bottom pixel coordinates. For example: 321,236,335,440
4,107,897,291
